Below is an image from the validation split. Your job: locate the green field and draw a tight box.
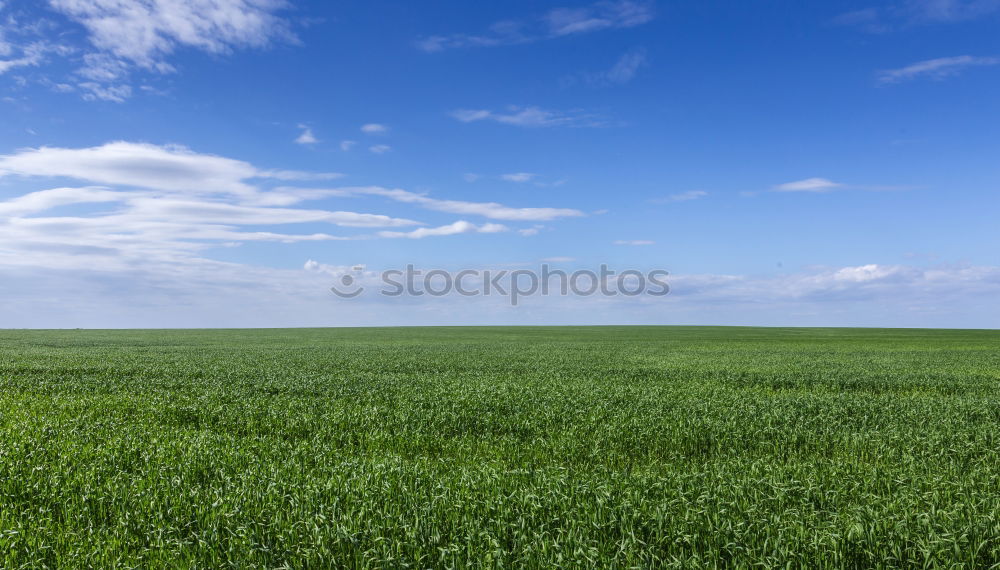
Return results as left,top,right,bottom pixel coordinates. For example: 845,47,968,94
2,326,999,567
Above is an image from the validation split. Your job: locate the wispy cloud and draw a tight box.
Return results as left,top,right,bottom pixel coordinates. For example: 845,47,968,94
0,181,420,279
878,55,1000,84
50,0,294,70
903,0,1000,23
773,178,844,192
651,190,709,203
295,124,318,145
361,123,388,134
771,177,913,193
835,0,1000,32
4,0,295,101
546,1,654,36
451,106,604,128
256,170,344,182
122,197,412,228
415,21,531,53
0,142,340,196
338,186,585,221
600,48,647,84
0,138,599,287
501,172,536,183
378,220,508,239
417,0,654,52
0,41,50,75
245,187,353,207
568,48,648,87
0,141,585,278
340,140,357,151
369,144,392,154
77,81,132,102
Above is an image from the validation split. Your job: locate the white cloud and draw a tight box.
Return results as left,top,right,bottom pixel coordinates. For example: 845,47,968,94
450,109,493,122
78,52,130,81
361,123,388,134
614,240,654,246
652,190,709,203
78,81,132,102
878,55,1000,84
771,178,912,194
0,141,429,273
0,183,421,277
835,1,1000,32
602,48,646,84
243,187,352,207
0,142,339,196
49,0,294,68
0,141,258,194
451,106,603,128
0,186,121,217
258,169,343,182
0,41,49,74
295,124,318,145
369,144,392,154
828,264,899,283
773,178,843,192
124,197,416,227
463,173,480,182
340,140,357,151
417,1,653,52
4,0,294,101
378,220,508,239
0,141,595,288
907,0,1000,22
416,22,529,53
342,186,585,221
304,259,358,274
0,143,583,250
545,1,654,36
502,172,536,182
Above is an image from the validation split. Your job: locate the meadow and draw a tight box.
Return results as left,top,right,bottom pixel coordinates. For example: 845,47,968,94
1,326,999,567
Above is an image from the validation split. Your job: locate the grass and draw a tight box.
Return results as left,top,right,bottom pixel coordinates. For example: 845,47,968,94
1,326,999,568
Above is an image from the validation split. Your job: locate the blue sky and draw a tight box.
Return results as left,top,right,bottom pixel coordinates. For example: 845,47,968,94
0,0,998,328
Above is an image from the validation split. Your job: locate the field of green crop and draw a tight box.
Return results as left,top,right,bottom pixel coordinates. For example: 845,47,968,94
1,326,999,567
